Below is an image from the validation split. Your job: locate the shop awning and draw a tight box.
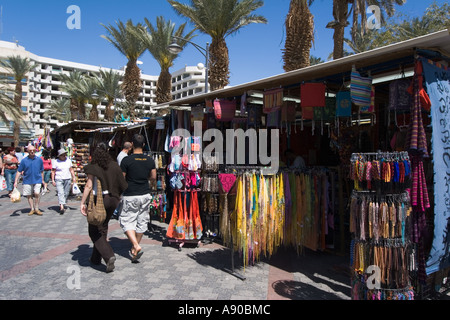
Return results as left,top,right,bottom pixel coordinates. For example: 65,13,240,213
154,29,450,110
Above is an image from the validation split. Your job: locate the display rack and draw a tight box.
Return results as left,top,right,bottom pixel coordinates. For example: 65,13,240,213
349,151,417,300
165,136,204,251
71,143,90,193
201,153,221,244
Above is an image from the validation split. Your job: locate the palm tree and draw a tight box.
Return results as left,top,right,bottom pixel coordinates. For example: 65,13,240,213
141,16,196,104
282,0,315,72
349,0,406,49
101,19,147,119
327,0,351,60
0,90,23,132
0,55,36,146
168,0,267,91
344,25,378,54
310,55,324,66
60,70,85,120
97,69,123,121
44,98,71,123
81,76,104,121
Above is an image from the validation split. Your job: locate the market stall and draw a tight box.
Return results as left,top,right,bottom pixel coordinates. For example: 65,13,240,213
153,29,450,298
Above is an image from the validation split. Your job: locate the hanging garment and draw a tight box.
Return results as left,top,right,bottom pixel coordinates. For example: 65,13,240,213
300,83,326,107
263,88,284,113
336,91,352,117
218,173,237,246
406,61,429,157
389,79,412,111
166,191,186,240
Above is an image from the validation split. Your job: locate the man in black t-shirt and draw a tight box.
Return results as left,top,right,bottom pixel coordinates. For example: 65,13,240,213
120,134,156,262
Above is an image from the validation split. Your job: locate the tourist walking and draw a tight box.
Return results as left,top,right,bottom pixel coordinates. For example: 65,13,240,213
120,134,156,262
2,147,19,197
14,145,44,215
117,141,132,166
41,148,52,195
80,142,128,273
52,148,76,214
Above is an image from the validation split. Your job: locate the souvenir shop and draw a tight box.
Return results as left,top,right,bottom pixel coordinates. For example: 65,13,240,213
51,118,170,223
156,30,450,299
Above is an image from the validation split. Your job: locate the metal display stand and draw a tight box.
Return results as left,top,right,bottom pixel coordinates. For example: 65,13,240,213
223,220,246,281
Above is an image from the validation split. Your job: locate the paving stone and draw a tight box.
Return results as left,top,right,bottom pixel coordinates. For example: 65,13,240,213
0,189,354,301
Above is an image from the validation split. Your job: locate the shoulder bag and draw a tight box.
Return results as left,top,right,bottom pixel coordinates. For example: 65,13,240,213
87,178,106,226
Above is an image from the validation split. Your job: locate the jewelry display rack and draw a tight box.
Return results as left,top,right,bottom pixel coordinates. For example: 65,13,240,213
349,151,417,300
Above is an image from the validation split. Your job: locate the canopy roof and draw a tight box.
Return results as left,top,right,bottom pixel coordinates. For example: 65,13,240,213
155,29,450,109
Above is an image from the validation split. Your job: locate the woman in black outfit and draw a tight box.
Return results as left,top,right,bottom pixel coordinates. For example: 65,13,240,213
80,143,127,273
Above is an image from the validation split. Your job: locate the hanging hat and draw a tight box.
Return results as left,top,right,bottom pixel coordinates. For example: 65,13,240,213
57,148,67,157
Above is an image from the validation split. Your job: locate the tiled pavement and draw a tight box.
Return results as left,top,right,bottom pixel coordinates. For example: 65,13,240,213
0,186,351,301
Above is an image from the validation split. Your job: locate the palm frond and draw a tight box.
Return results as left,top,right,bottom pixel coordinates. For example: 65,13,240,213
101,19,147,62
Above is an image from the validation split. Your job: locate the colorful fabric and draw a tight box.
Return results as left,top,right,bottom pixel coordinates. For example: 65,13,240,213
422,58,450,275
406,61,428,157
300,83,326,107
351,70,372,107
336,91,352,117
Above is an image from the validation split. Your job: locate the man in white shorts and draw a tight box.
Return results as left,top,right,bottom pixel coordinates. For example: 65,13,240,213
14,145,44,215
120,134,156,262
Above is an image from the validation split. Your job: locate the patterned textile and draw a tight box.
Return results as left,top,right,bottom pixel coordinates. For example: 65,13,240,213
389,79,412,111
421,58,450,275
406,62,428,157
336,91,352,117
351,70,372,107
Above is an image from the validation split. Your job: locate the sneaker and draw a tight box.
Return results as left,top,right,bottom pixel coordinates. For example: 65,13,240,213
34,209,43,216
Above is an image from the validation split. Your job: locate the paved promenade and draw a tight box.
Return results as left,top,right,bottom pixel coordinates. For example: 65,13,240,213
0,187,351,302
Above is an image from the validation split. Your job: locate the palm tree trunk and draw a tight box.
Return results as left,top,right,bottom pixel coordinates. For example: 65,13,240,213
283,0,314,72
156,68,173,104
209,38,230,91
13,82,22,147
70,98,79,120
333,0,349,60
89,104,99,121
122,60,142,120
78,100,86,120
105,101,114,122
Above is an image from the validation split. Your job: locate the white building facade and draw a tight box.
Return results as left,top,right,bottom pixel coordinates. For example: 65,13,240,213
0,40,206,147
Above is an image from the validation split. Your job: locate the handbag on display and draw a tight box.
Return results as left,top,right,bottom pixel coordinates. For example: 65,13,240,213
214,99,236,122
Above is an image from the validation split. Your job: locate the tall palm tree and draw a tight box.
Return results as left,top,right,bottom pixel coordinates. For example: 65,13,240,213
344,24,378,54
101,19,147,119
350,0,406,43
97,69,123,121
327,0,351,60
0,90,23,131
81,76,104,121
60,70,85,120
44,98,71,123
0,55,36,146
282,0,315,72
168,0,267,91
141,16,196,104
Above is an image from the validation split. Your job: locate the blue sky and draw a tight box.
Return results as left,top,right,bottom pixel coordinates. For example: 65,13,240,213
0,0,446,86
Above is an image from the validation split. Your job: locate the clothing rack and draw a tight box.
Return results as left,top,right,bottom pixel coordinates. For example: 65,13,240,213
350,151,417,300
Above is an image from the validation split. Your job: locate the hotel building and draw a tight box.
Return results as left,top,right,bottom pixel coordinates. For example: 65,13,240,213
0,40,206,147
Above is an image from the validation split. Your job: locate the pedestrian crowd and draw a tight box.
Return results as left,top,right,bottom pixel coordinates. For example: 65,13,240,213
0,133,156,273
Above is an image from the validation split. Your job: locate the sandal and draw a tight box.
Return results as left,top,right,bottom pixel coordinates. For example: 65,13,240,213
129,249,143,262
